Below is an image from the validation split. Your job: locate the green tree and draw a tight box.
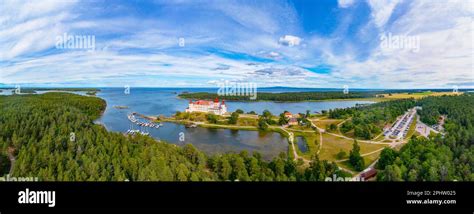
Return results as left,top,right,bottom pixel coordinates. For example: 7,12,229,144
262,110,272,119
328,123,337,132
336,150,346,160
219,158,232,180
258,117,268,131
349,140,365,171
278,113,288,125
228,112,239,124
232,157,250,181
376,148,398,170
206,114,218,124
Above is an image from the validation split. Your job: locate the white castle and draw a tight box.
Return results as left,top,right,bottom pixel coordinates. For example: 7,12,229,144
185,98,227,115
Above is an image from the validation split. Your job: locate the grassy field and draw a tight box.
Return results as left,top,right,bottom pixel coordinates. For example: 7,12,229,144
379,91,461,100
404,115,418,140
313,119,343,130
236,117,258,126
338,149,383,171
318,133,387,162
373,133,386,141
198,123,258,131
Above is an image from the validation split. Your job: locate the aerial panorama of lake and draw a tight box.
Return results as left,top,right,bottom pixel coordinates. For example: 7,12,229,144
91,88,375,160
0,88,374,160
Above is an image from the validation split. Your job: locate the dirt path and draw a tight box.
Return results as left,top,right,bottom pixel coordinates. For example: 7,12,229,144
334,147,386,163
278,128,311,165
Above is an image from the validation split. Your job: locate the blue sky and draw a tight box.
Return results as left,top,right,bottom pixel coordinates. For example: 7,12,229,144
0,0,473,88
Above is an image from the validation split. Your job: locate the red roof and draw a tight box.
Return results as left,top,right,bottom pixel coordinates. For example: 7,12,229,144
360,168,377,180
191,100,212,105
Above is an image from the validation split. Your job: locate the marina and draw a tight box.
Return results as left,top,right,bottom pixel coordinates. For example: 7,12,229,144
126,112,162,136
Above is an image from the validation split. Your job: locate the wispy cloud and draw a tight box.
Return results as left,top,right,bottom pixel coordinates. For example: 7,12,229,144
0,0,472,88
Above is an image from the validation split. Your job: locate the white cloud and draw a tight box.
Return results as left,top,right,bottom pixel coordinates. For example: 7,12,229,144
1,0,472,88
367,0,402,28
279,35,301,47
0,0,77,60
338,0,355,8
324,0,474,88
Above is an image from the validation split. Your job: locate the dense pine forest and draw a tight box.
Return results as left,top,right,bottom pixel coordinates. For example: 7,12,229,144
179,91,380,102
0,93,344,181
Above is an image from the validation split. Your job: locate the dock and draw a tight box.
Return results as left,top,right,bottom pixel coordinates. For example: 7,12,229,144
126,112,163,136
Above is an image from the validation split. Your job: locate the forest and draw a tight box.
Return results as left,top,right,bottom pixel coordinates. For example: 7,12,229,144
177,89,464,102
1,87,100,92
179,91,381,102
0,93,346,181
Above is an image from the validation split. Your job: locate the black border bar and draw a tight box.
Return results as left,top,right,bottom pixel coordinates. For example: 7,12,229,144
0,182,472,209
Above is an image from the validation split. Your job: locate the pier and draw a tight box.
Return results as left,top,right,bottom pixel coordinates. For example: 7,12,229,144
126,112,162,135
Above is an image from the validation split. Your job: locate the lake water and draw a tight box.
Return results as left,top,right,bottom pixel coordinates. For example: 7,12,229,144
94,88,374,160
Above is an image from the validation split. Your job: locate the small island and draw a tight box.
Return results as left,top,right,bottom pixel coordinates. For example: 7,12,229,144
178,90,462,103
113,105,129,109
178,91,381,102
86,91,97,96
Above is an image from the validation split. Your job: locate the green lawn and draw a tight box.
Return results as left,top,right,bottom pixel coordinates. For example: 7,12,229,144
313,119,343,130
404,115,418,140
319,133,387,162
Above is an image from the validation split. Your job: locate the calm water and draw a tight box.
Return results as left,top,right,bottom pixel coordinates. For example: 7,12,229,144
94,88,374,160
295,136,308,153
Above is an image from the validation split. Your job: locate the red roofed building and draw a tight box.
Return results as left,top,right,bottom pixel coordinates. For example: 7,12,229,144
288,118,298,126
185,98,227,115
